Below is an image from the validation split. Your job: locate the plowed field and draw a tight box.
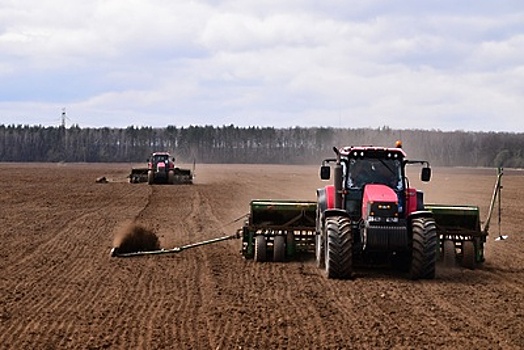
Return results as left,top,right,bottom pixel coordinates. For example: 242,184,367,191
0,163,522,349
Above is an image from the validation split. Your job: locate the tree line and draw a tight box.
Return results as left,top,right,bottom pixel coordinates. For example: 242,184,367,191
0,124,523,168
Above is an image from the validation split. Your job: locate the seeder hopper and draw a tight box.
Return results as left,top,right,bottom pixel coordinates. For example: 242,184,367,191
239,200,317,262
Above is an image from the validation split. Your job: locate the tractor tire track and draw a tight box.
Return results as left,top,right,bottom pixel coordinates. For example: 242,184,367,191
126,183,214,349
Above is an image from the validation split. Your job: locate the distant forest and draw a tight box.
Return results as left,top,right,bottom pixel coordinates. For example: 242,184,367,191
0,124,523,168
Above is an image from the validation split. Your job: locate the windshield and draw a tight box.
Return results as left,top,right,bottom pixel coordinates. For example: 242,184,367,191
346,158,403,190
153,155,168,163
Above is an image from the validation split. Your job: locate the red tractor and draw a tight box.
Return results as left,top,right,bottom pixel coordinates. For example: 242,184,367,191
316,143,437,279
147,152,177,184
129,152,193,185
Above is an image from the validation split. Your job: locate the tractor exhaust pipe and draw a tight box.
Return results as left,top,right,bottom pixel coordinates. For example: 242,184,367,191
333,147,343,209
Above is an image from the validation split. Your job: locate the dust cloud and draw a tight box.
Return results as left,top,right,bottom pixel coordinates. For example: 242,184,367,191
113,222,160,254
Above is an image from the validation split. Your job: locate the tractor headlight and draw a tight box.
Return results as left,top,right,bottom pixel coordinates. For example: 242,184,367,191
368,202,399,224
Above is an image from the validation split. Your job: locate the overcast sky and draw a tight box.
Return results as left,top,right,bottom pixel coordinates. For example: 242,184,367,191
1,0,523,132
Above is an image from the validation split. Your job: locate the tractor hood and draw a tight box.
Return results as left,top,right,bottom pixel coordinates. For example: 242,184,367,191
156,161,167,169
362,184,398,220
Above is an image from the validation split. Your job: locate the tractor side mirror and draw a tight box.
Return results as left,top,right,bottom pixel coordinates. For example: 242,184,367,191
320,165,331,180
421,167,431,182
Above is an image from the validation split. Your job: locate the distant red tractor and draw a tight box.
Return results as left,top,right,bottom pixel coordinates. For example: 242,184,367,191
316,143,437,279
148,152,176,184
129,152,193,185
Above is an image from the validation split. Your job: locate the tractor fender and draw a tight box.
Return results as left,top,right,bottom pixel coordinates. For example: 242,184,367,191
317,186,347,231
408,210,433,219
317,188,327,214
323,208,350,220
316,207,350,234
407,210,435,233
407,210,434,220
316,185,335,213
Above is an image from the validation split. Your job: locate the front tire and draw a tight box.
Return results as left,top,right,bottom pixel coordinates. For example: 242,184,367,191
410,217,438,279
324,216,353,279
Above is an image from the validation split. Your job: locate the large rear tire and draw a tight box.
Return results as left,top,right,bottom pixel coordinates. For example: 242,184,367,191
462,240,476,269
168,170,175,184
147,170,154,185
254,235,267,262
442,239,456,267
273,235,285,262
324,216,353,279
410,217,438,279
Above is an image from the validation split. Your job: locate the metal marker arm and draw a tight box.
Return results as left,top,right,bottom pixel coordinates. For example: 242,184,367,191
111,233,240,258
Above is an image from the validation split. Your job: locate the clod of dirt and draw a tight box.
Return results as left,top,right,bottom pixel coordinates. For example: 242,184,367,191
113,223,160,254
96,176,108,183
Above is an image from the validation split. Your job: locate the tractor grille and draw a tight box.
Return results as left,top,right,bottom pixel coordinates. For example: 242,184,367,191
366,225,408,251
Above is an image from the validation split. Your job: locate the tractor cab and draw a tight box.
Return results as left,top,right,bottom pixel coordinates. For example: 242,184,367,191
149,152,174,166
153,153,169,163
320,145,431,220
346,157,403,191
339,146,407,220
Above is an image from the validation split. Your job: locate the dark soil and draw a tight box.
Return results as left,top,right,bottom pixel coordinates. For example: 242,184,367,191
0,163,522,349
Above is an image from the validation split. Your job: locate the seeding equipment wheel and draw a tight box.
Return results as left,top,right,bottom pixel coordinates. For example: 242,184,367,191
273,235,285,262
462,240,476,269
254,235,267,262
443,239,456,267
